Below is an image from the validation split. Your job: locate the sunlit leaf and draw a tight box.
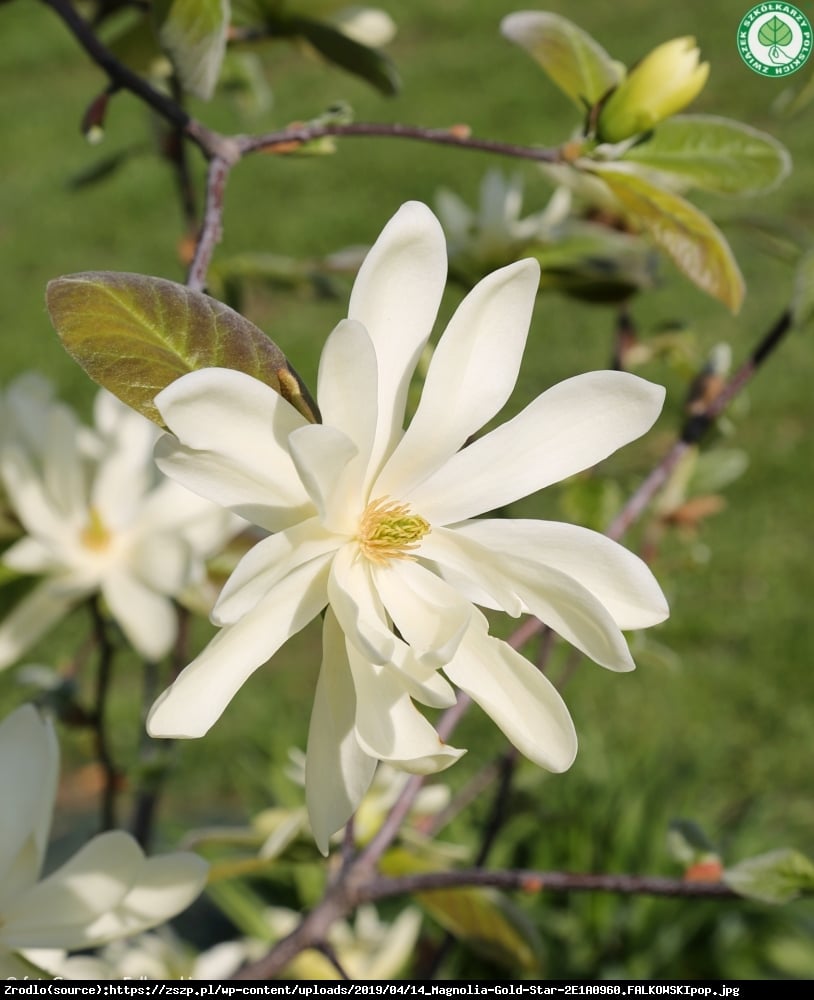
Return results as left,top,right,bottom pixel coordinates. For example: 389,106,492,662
622,115,791,196
381,848,541,972
46,272,319,427
724,848,814,904
501,10,622,109
155,0,231,100
588,164,745,312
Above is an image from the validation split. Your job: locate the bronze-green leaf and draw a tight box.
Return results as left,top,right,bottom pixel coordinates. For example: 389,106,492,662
587,164,745,312
46,271,319,427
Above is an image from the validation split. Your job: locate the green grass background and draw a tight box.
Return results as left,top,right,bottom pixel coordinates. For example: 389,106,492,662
1,0,813,980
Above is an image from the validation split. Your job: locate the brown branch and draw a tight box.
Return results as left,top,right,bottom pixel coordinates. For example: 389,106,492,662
186,156,235,291
238,121,564,163
358,868,738,902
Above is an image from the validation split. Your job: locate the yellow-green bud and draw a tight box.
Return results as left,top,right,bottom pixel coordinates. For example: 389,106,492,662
597,37,709,143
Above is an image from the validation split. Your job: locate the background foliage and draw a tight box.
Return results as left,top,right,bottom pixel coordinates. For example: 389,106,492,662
1,0,812,979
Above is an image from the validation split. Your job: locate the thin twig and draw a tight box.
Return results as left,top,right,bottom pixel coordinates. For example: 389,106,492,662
238,122,564,163
186,156,234,291
357,868,738,902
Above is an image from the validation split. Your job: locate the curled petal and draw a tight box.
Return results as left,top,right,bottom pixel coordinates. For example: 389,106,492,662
328,545,395,665
306,610,377,855
348,645,464,773
444,614,577,772
373,559,471,668
454,518,669,629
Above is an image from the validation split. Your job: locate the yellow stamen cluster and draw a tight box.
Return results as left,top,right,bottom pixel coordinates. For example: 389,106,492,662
357,496,430,565
80,507,112,551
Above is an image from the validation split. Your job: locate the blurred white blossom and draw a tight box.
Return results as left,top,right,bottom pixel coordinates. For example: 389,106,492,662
266,904,421,980
0,705,207,978
147,201,668,853
436,170,570,281
0,380,242,668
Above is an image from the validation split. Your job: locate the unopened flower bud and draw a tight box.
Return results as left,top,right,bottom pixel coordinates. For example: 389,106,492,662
598,37,709,143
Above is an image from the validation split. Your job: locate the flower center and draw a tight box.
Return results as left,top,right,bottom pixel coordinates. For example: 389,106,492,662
357,496,430,565
80,507,112,551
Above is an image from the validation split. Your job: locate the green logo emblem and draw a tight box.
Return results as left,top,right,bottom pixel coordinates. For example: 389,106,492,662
738,4,813,75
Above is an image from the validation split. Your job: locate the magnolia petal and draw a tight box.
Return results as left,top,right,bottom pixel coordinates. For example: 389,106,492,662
317,319,379,462
348,645,464,773
423,528,635,671
0,447,71,541
154,437,313,533
305,611,378,855
213,518,341,625
454,519,669,629
407,371,665,524
372,559,471,668
375,259,540,499
80,852,208,945
148,556,331,738
0,580,79,672
387,652,457,709
1,832,141,950
0,707,58,903
42,405,87,521
444,615,577,772
288,424,360,533
328,545,395,665
2,536,61,575
417,528,524,616
154,368,310,524
102,572,177,662
348,202,448,484
91,416,157,530
131,534,192,597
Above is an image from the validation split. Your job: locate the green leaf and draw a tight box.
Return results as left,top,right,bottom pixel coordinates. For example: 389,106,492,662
587,164,745,312
758,16,793,48
45,272,319,427
381,848,541,973
724,848,814,904
501,11,623,108
155,0,231,100
791,247,814,328
417,886,541,972
622,115,792,196
286,15,400,96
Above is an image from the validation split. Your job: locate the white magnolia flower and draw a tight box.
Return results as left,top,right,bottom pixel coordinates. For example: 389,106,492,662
0,385,241,668
147,201,668,852
0,705,207,978
266,904,421,980
436,169,570,280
